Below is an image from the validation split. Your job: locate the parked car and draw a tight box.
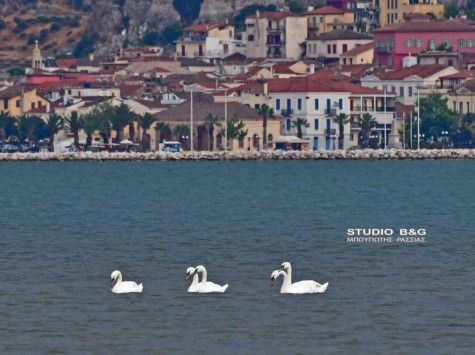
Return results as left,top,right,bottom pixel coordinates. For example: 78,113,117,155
0,144,19,153
18,144,29,152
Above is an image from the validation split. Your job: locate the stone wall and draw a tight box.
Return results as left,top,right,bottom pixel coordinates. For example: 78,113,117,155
1,149,474,162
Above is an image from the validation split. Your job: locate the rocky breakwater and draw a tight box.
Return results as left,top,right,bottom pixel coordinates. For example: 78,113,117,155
1,149,475,162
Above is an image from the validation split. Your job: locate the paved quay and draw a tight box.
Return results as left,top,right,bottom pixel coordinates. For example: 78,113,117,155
1,149,475,161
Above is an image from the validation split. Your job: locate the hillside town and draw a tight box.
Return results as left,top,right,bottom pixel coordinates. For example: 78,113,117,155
1,1,475,153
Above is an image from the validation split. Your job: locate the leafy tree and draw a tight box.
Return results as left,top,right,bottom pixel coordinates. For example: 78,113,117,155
451,113,475,147
468,8,475,21
292,118,310,139
39,28,49,42
332,113,350,149
203,113,219,151
7,67,26,76
50,22,61,32
233,4,277,30
0,111,15,144
18,115,47,146
64,111,82,147
173,0,204,24
289,1,306,13
73,33,96,57
79,109,101,147
136,113,157,151
444,4,458,19
144,31,160,45
44,113,63,149
257,104,274,150
161,23,182,44
357,113,376,148
426,12,437,21
418,92,457,139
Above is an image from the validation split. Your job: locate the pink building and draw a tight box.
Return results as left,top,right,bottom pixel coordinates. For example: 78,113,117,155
374,19,475,69
25,69,61,84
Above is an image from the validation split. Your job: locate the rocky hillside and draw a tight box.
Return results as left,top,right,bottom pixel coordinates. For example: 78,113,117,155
1,0,315,59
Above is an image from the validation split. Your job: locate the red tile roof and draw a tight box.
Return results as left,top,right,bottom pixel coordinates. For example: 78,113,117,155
375,64,450,80
271,61,299,74
304,6,343,15
439,70,475,80
183,23,226,32
246,11,305,20
117,84,143,97
374,18,475,33
341,42,374,56
56,58,79,68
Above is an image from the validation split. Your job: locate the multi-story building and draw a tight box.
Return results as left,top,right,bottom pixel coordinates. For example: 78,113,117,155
373,18,475,69
306,29,373,61
304,6,355,38
378,0,444,27
175,22,238,61
0,86,48,116
266,75,396,149
245,11,308,60
340,41,374,65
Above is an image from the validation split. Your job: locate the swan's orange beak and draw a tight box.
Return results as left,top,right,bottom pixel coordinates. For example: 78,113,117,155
271,277,275,286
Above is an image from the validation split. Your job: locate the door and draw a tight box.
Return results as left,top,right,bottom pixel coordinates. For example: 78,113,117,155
313,137,319,151
223,44,229,54
181,45,185,56
326,99,331,113
325,137,330,150
199,45,203,56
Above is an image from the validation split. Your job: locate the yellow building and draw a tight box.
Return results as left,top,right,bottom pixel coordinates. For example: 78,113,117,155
305,6,356,38
379,0,444,27
0,86,48,116
339,41,374,65
176,23,234,59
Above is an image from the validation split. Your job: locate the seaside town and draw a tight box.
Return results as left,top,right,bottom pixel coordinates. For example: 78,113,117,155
0,0,475,158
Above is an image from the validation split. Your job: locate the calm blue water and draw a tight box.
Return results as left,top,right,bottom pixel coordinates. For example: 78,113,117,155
0,161,474,354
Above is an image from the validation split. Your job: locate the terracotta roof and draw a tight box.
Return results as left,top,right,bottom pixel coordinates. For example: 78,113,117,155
267,75,388,95
154,101,262,122
374,18,475,33
117,84,143,98
0,85,36,99
314,29,373,41
304,6,343,15
271,61,299,74
246,11,304,20
25,101,62,114
194,82,229,90
440,70,475,80
183,23,226,32
152,67,170,73
135,99,166,109
375,64,450,80
178,57,214,67
459,79,475,91
395,103,415,118
222,52,248,64
338,64,374,80
341,42,374,56
26,69,61,77
214,82,257,96
56,58,79,68
403,13,431,21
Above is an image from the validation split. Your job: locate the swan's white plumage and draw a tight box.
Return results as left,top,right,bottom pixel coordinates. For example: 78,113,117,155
271,264,328,294
110,270,143,293
186,267,203,292
194,265,228,293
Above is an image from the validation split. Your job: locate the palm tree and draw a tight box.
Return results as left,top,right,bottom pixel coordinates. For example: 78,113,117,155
332,113,350,149
257,104,275,150
292,118,310,139
44,113,63,149
173,124,190,150
357,113,376,148
154,122,170,150
136,113,157,151
110,103,134,143
18,115,44,146
0,111,15,144
203,113,219,151
64,111,82,148
79,111,101,148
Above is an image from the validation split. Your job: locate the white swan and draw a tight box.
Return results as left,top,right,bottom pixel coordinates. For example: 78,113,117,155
110,270,143,293
186,266,202,292
271,269,328,294
280,261,328,293
194,265,228,293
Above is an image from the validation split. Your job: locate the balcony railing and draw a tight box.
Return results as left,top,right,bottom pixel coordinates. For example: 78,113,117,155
267,27,284,33
281,109,293,116
193,52,205,57
375,106,395,112
324,129,337,136
325,109,336,115
176,52,188,57
375,46,392,53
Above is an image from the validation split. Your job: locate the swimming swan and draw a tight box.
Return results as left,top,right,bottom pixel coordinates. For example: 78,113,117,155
271,269,328,294
186,266,202,292
194,265,228,293
110,270,143,293
280,261,328,293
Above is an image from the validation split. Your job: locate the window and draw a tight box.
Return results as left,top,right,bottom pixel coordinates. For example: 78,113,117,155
409,86,413,97
3,99,8,109
297,98,302,111
313,17,316,27
333,44,337,53
342,44,348,53
320,17,324,23
16,100,21,108
327,44,331,54
314,99,319,110
429,38,437,50
248,35,254,42
254,104,260,109
467,102,470,114
391,86,396,93
453,101,456,111
38,101,42,107
387,14,390,24
31,102,35,109
338,99,343,110
416,38,422,48
314,119,319,130
388,55,393,66
395,0,398,9
443,38,452,48
276,99,281,110
406,38,413,48
458,38,465,47
468,39,474,48
399,86,404,97
287,98,291,110
286,119,291,131
459,102,463,114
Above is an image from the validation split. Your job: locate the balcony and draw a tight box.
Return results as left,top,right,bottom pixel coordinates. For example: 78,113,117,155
267,27,284,33
375,106,395,112
324,129,337,136
266,40,285,45
281,109,294,116
350,122,360,129
176,52,188,57
325,108,336,115
375,46,392,54
193,52,205,57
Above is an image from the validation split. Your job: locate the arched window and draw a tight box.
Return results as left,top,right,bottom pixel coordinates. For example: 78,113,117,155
267,134,273,149
253,134,260,149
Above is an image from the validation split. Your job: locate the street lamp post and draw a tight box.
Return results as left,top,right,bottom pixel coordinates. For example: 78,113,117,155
224,89,228,152
414,133,425,148
190,88,194,152
384,86,387,149
417,86,420,150
441,130,449,149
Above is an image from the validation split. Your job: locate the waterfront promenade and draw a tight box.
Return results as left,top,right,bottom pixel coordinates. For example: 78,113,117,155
1,149,475,161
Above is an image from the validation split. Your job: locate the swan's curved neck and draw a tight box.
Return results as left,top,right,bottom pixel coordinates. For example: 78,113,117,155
200,268,207,284
191,273,199,288
279,271,289,292
286,265,292,285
